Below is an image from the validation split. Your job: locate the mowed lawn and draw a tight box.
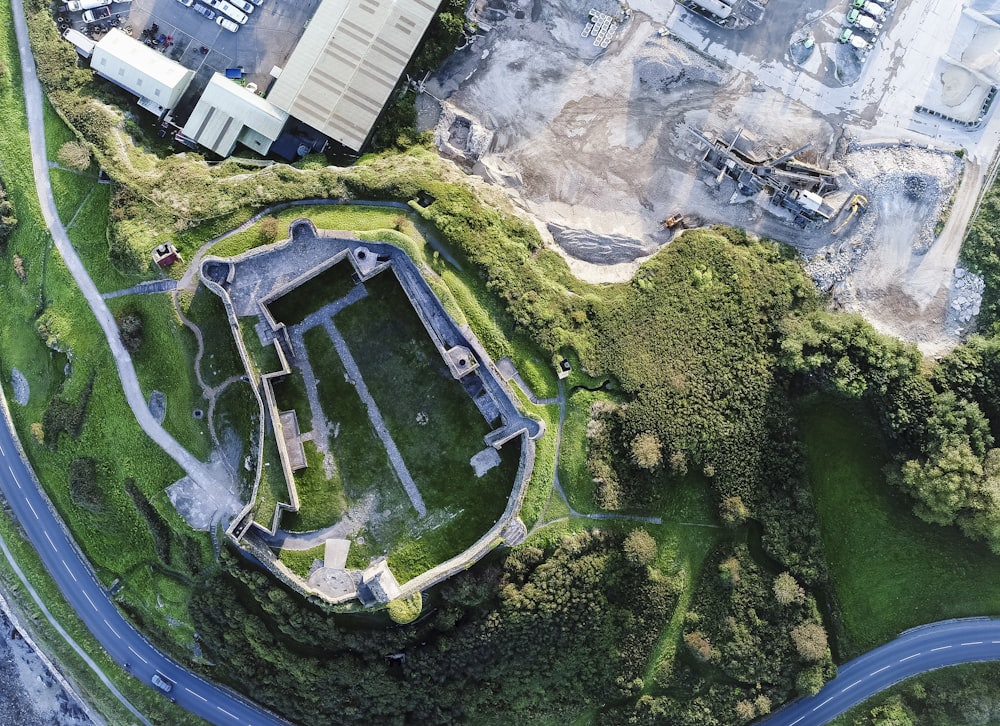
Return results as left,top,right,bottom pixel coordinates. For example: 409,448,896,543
799,395,1000,658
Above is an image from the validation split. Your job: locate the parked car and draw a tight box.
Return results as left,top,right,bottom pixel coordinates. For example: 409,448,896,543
205,0,248,24
193,3,216,19
81,5,111,21
250,0,263,5
217,15,239,32
176,0,195,6
66,0,111,10
230,0,253,13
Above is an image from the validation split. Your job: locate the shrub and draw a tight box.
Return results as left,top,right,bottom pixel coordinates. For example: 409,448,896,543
57,141,91,171
68,457,103,512
117,310,144,354
622,529,657,567
386,592,422,624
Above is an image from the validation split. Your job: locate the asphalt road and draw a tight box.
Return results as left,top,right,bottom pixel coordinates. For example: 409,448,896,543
0,399,288,725
761,617,1000,724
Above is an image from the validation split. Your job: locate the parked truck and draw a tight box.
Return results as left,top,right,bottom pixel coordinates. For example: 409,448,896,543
847,8,881,32
850,0,886,20
839,28,872,52
66,0,111,11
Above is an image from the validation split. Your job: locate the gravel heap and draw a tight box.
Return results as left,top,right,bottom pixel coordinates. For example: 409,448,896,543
945,266,985,333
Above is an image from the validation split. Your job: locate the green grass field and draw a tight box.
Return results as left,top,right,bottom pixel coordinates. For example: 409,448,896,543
800,395,1000,657
106,295,211,462
267,259,358,325
181,285,244,388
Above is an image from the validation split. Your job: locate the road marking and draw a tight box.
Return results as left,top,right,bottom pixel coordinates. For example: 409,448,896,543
62,560,77,582
44,531,57,552
961,641,983,646
899,653,920,662
185,687,208,703
930,645,952,652
83,591,97,610
217,706,237,719
811,696,834,711
993,640,1000,644
789,717,805,726
25,499,37,519
127,646,148,664
841,678,863,693
103,619,119,638
869,665,891,676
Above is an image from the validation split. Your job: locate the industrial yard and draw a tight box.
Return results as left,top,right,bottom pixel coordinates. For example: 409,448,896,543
423,0,1000,355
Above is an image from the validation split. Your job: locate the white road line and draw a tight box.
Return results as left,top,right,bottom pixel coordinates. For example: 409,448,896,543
44,531,57,552
930,645,952,652
25,499,37,519
62,560,77,582
993,640,1000,644
127,646,148,664
217,706,237,719
185,687,208,703
870,665,891,676
7,465,14,478
841,678,863,692
961,641,983,646
899,652,920,662
811,696,834,711
103,619,119,638
83,591,97,610
789,717,805,726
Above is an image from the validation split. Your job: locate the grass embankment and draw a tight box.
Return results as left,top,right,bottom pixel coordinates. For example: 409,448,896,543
800,395,1000,657
0,3,204,720
106,295,211,462
278,545,326,579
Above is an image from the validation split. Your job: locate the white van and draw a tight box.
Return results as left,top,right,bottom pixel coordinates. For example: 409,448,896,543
205,0,247,24
66,0,112,11
61,27,95,57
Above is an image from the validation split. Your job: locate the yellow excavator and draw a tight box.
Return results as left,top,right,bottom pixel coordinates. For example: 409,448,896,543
832,194,868,235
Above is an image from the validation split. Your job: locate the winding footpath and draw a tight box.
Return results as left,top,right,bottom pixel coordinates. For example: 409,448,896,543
7,1,287,723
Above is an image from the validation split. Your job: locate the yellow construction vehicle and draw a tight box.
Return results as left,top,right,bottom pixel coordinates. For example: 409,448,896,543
831,194,868,235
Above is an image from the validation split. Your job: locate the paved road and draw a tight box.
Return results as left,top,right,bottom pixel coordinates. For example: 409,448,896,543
0,390,289,725
6,3,288,723
761,618,1000,724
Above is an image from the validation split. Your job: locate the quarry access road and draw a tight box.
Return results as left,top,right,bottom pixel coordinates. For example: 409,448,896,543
761,618,1000,725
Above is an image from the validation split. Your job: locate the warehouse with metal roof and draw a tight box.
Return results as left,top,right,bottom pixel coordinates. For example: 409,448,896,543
181,73,290,157
266,0,438,151
91,29,194,115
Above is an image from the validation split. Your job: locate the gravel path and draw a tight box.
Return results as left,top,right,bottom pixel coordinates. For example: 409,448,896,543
320,318,427,517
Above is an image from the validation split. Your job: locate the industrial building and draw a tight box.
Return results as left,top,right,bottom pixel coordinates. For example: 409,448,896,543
267,0,439,151
180,73,289,157
90,29,194,115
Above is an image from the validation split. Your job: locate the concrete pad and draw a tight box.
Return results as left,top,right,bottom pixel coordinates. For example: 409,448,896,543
470,447,502,477
323,538,350,569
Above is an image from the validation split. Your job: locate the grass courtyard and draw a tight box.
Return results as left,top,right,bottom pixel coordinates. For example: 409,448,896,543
256,265,521,581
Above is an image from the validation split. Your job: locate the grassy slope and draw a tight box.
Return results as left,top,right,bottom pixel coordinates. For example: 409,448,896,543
0,4,201,721
800,395,1000,657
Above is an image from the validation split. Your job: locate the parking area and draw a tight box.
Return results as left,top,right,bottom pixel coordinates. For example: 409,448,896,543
60,0,322,123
